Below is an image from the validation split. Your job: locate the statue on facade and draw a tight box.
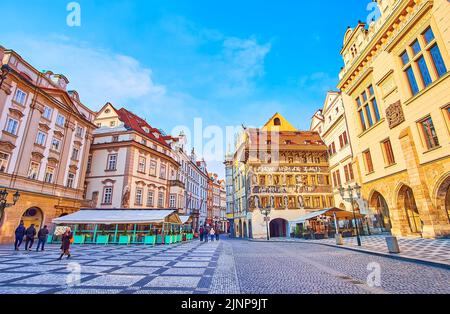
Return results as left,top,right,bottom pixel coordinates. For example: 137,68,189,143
121,186,130,208
270,195,275,208
298,195,305,209
283,196,289,209
254,195,260,209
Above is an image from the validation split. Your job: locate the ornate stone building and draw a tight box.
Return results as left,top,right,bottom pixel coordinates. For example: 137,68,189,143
0,46,96,243
230,113,334,239
338,0,450,238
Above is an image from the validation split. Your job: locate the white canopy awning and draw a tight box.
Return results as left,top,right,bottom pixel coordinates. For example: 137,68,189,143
289,209,330,224
179,216,192,224
52,210,177,225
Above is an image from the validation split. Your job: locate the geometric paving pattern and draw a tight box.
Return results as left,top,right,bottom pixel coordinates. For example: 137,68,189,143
273,235,450,265
0,241,221,294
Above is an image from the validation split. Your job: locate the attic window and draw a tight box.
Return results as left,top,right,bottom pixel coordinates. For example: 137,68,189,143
153,132,160,139
105,109,111,114
143,127,150,133
274,118,281,126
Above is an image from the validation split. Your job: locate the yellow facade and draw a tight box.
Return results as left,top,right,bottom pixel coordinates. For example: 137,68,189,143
338,0,450,238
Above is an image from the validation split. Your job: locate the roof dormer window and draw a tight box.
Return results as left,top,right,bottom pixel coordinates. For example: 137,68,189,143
143,127,150,133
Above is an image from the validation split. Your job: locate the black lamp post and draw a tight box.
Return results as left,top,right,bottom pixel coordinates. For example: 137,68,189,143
0,189,21,222
0,64,11,88
339,183,362,246
259,205,271,241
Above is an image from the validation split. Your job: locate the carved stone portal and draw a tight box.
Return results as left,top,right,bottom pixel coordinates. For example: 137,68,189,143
386,101,405,129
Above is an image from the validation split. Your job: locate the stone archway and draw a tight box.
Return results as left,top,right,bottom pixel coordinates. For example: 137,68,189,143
369,191,392,233
435,174,450,224
270,218,288,238
398,185,423,235
21,207,44,230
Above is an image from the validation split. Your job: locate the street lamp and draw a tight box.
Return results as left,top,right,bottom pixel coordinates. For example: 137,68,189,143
0,189,21,223
0,64,11,88
259,205,271,241
339,183,362,247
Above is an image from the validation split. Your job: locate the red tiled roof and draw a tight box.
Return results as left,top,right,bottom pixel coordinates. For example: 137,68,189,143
116,108,171,148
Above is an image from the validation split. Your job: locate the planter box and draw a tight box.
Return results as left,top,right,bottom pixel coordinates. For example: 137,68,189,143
144,235,156,246
74,235,86,245
119,235,131,245
177,234,182,242
165,235,172,245
47,234,53,244
96,235,109,245
156,235,163,244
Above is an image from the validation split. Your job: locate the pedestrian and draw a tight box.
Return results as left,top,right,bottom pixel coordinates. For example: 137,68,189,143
14,221,26,251
199,226,204,242
58,227,73,260
203,225,209,243
36,225,49,252
215,228,220,241
24,224,36,251
210,227,215,242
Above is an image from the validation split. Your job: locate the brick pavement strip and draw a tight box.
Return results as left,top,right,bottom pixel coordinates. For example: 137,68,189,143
209,241,241,294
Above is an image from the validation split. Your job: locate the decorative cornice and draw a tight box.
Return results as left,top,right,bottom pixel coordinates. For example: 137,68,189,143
38,123,51,132
102,179,116,185
0,141,16,152
8,108,24,119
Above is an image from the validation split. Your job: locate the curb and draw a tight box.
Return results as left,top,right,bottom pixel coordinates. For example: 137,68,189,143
247,239,450,270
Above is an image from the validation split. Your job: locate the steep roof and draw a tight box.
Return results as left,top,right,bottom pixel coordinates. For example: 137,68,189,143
115,107,172,148
262,113,298,132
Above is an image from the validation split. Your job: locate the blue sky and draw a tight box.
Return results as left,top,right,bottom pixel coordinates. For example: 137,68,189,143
1,0,371,176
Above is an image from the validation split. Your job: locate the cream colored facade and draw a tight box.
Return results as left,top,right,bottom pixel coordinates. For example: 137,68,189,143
338,0,450,238
0,46,96,243
84,103,180,211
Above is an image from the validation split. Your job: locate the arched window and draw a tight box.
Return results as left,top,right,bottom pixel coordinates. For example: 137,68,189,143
274,118,281,126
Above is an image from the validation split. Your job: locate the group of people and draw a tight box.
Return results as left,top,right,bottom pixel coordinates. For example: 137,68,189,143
198,225,220,242
14,221,73,260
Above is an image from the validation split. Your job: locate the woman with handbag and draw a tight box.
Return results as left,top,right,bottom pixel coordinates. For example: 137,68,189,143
58,227,73,260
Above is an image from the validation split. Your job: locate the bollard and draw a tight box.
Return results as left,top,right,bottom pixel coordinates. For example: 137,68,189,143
335,233,344,245
385,236,401,254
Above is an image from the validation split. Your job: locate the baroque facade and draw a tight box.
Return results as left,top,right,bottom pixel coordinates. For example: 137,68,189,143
0,46,96,243
229,113,334,239
84,103,180,212
338,0,450,238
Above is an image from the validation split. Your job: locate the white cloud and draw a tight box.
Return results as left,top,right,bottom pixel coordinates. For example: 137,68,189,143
3,36,166,109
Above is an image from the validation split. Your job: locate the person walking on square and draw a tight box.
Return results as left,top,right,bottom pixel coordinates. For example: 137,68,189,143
24,224,36,251
36,225,49,252
215,228,220,241
58,228,73,260
210,227,215,242
14,221,26,251
204,225,209,243
199,226,204,242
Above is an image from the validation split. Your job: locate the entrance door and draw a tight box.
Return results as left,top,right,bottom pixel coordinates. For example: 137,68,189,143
270,219,287,238
371,192,392,233
404,188,422,234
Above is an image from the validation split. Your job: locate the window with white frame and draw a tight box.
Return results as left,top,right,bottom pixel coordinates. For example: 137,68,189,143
56,114,66,127
135,188,143,205
43,106,53,120
51,138,61,151
138,156,146,173
75,126,84,137
147,190,154,207
36,131,47,146
169,194,176,208
160,164,167,179
107,154,117,171
0,152,10,173
158,191,164,208
102,187,113,204
66,173,75,188
150,159,157,176
44,167,55,183
71,148,79,160
5,117,19,135
13,89,27,105
27,162,40,180
86,155,92,173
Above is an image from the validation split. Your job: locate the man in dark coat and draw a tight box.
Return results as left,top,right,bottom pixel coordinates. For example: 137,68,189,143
203,225,209,243
199,226,204,242
24,224,36,251
36,225,49,252
14,222,26,251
